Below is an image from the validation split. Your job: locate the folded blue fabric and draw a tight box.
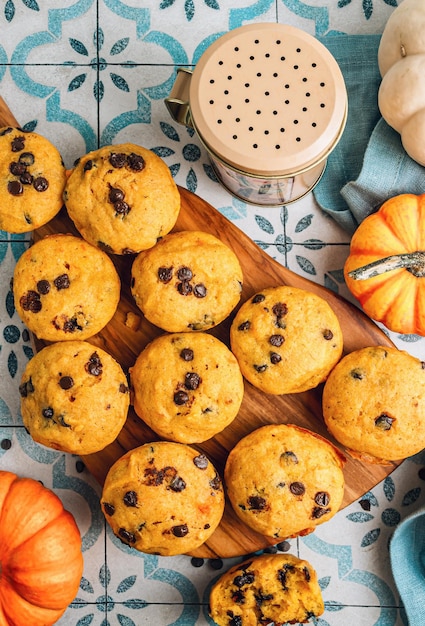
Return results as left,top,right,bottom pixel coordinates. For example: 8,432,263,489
314,34,425,234
390,505,425,624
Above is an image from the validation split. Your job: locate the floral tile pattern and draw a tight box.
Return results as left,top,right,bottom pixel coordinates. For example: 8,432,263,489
0,1,424,625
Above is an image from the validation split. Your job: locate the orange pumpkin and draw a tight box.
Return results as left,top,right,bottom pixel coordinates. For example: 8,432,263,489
0,471,83,625
344,193,425,336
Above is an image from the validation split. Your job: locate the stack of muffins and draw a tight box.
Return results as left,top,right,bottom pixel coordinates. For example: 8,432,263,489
4,125,425,626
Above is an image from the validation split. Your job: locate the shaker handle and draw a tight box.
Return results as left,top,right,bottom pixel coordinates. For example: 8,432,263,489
165,68,193,128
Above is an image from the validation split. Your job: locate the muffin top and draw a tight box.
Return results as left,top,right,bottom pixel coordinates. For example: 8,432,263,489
130,332,244,443
13,233,120,341
131,230,243,332
322,345,425,463
224,423,345,539
0,126,67,233
209,553,324,626
64,143,180,254
230,285,343,394
101,441,225,555
20,340,130,455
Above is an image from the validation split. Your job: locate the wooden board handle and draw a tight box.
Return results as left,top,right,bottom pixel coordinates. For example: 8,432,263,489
0,96,20,127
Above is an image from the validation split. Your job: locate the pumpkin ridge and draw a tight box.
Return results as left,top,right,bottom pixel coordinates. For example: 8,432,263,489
0,471,83,625
5,511,83,609
359,271,406,317
379,199,420,252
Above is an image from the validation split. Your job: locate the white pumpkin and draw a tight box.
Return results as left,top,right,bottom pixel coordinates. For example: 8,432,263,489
378,0,425,166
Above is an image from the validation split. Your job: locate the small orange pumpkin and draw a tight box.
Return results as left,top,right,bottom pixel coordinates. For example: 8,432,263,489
344,193,425,336
0,471,83,625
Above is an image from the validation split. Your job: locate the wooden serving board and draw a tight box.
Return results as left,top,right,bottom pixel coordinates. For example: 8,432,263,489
1,96,398,559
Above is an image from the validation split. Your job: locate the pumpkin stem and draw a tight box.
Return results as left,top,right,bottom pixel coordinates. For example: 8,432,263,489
348,251,425,280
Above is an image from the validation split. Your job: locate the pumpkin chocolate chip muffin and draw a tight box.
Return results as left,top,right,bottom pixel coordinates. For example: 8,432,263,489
63,143,180,254
130,332,244,443
101,441,225,556
224,424,345,540
131,230,243,332
13,233,120,342
0,126,67,233
322,345,425,463
230,285,343,394
19,341,130,455
209,553,324,626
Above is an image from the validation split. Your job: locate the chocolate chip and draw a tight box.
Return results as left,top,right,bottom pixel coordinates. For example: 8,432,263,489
270,351,281,364
252,293,265,303
20,172,33,185
323,329,334,340
18,152,34,166
103,502,115,516
119,383,128,393
33,176,49,192
177,267,193,281
312,506,331,519
9,161,27,176
172,524,189,537
108,185,124,203
350,368,365,380
180,348,194,361
123,491,138,507
170,476,186,492
185,372,201,390
233,571,255,587
303,566,311,582
278,563,295,590
375,413,394,431
109,152,127,168
272,302,288,318
269,334,284,347
248,495,267,510
193,453,208,469
281,451,298,464
315,491,330,507
177,280,192,296
254,364,268,372
36,279,50,295
238,321,250,331
83,160,93,171
209,473,221,490
11,136,25,151
0,127,13,136
255,591,274,605
63,317,82,333
114,200,131,216
8,180,23,195
229,615,242,626
158,266,173,283
127,152,145,171
232,590,245,604
174,390,189,405
42,407,54,419
289,482,305,496
54,274,70,290
59,376,74,390
118,527,136,543
193,283,207,298
20,290,42,312
19,378,34,397
86,352,102,376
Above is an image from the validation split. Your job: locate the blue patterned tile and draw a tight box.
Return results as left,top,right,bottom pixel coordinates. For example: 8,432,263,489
1,1,423,624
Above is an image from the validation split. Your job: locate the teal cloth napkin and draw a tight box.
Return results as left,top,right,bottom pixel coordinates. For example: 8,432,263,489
314,35,425,234
390,505,425,624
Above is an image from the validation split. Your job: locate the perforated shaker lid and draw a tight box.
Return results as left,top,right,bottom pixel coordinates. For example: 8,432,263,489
189,23,347,177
